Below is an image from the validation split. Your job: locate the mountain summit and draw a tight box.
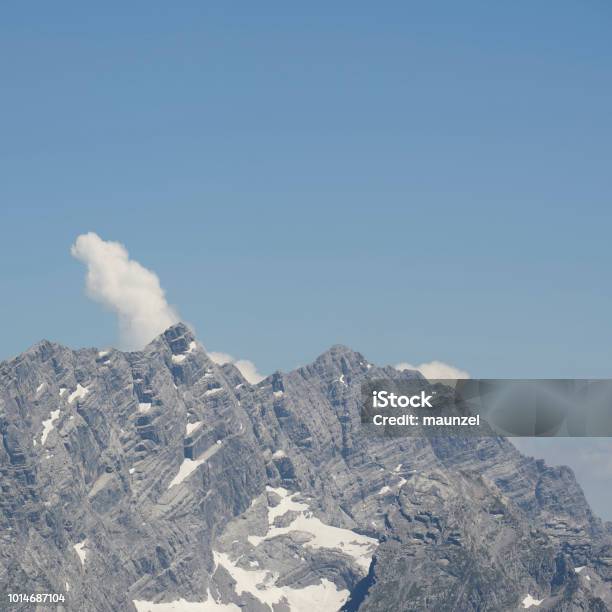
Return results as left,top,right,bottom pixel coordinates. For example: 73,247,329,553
0,326,610,610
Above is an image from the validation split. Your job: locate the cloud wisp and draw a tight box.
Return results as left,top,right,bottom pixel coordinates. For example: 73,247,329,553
208,351,265,384
395,360,469,379
71,232,266,382
71,232,180,350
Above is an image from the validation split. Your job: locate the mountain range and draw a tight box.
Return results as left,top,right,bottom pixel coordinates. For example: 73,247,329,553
1,323,610,611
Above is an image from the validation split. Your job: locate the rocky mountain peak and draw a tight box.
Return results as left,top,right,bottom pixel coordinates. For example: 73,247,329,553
297,344,372,383
160,322,196,354
0,328,610,611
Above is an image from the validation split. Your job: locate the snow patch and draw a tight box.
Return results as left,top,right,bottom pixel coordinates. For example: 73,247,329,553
129,468,135,474
36,382,46,393
172,341,197,364
68,384,89,404
168,457,206,488
377,477,405,496
205,387,223,396
272,450,286,459
59,388,67,397
273,390,284,398
249,487,377,572
133,592,239,611
138,403,152,413
41,409,60,445
168,452,211,489
575,565,591,581
213,551,348,611
265,486,309,525
522,594,543,608
73,540,88,566
98,350,109,358
394,463,402,472
185,421,203,435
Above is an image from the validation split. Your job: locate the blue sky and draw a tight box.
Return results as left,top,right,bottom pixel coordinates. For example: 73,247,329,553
2,2,612,516
2,2,612,377
3,1,612,377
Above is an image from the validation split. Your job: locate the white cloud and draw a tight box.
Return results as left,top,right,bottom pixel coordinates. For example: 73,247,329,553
208,351,233,365
71,232,179,350
234,359,264,384
209,351,264,384
395,360,469,380
71,232,266,380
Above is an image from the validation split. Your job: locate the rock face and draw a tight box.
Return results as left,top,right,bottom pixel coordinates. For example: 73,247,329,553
0,323,610,611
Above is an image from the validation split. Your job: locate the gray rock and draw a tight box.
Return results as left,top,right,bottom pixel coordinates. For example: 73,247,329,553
0,324,609,611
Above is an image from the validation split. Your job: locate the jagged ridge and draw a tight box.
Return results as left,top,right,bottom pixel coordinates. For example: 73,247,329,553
0,324,610,611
